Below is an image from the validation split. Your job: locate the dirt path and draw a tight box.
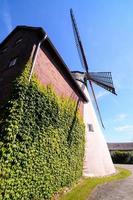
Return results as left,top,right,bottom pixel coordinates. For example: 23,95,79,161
88,164,133,200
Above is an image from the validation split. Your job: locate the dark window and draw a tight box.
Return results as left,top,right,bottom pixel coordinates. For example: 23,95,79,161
88,124,94,132
0,78,3,82
15,38,23,46
0,47,8,54
9,57,18,68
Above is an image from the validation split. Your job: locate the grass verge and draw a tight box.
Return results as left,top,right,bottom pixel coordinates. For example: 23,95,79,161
58,167,132,200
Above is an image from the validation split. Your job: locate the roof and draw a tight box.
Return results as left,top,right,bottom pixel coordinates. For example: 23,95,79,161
0,26,46,48
107,143,133,151
0,26,88,103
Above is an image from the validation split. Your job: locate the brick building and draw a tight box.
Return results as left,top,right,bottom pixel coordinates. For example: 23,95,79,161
0,26,88,115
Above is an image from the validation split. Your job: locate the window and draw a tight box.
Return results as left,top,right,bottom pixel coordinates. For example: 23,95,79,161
88,124,94,132
0,47,8,54
9,57,18,68
15,38,22,46
0,78,3,82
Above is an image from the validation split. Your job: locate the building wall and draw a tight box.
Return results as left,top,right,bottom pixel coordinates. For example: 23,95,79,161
0,30,84,116
0,30,37,106
34,47,84,115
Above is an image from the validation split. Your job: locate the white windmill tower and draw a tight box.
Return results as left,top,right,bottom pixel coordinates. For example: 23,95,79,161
70,9,116,177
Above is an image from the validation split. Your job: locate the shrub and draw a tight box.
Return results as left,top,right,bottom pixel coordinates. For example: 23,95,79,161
111,151,133,164
0,63,85,200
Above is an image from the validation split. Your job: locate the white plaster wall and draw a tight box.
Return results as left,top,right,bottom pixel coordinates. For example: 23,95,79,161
82,85,116,177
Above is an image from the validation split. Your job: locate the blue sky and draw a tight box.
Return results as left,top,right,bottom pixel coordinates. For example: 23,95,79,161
0,0,133,142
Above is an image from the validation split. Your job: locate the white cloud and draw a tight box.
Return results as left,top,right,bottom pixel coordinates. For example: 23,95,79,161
3,0,13,32
115,113,127,122
115,125,133,133
96,91,108,99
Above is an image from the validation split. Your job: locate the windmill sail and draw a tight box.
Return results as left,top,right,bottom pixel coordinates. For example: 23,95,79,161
87,72,117,95
70,8,106,128
70,9,89,72
89,80,105,128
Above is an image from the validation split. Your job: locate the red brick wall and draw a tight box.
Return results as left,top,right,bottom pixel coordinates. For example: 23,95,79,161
34,48,84,116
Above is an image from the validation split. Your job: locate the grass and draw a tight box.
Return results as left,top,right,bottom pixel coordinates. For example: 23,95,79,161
58,167,132,200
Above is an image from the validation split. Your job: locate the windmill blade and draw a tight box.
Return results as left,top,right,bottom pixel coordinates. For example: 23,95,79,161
70,9,89,73
89,80,105,128
70,10,110,128
86,72,117,95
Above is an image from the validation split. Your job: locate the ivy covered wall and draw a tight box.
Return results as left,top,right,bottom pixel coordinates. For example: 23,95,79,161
0,63,85,200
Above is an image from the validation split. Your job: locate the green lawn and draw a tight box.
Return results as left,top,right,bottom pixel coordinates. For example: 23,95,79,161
58,167,131,200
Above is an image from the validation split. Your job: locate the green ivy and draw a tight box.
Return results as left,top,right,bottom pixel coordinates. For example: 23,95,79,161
0,62,85,200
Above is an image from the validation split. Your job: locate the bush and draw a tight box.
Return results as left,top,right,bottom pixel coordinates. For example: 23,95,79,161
111,151,133,164
0,63,85,199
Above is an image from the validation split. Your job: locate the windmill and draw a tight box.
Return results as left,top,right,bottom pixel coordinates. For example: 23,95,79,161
70,9,116,177
70,8,116,128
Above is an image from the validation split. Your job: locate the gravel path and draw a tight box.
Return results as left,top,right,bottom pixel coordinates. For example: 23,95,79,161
88,164,133,200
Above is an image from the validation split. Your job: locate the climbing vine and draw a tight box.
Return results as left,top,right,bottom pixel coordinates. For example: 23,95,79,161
0,62,85,199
